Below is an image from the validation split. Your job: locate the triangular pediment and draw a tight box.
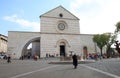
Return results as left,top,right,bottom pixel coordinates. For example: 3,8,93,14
40,6,79,20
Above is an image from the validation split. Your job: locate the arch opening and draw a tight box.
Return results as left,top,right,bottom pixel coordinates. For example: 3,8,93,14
56,39,70,57
83,46,88,59
21,37,40,59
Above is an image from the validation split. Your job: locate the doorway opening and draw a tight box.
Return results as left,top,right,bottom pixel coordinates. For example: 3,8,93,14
60,42,66,57
60,45,65,56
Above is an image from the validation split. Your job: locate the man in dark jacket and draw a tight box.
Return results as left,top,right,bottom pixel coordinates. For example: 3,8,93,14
7,55,11,63
72,54,78,69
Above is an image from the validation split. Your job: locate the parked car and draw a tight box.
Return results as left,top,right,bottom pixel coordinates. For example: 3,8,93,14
0,54,7,59
0,55,5,59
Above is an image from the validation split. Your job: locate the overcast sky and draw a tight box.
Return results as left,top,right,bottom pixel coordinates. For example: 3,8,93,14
0,0,120,37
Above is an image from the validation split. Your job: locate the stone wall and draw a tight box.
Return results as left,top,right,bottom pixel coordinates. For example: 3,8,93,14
80,34,100,54
40,33,81,57
40,17,80,34
8,31,40,59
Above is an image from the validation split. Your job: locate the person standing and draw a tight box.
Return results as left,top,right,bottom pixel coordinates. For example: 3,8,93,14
72,54,78,69
7,55,11,63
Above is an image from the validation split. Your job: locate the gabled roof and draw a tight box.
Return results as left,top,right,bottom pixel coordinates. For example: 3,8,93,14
40,5,79,20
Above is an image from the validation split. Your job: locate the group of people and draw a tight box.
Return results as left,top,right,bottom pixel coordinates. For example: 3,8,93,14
7,52,78,69
7,53,78,69
33,54,39,61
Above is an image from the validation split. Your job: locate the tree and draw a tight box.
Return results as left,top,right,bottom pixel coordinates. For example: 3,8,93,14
106,21,120,57
93,34,110,56
115,21,120,33
106,33,116,58
93,21,120,58
114,21,120,55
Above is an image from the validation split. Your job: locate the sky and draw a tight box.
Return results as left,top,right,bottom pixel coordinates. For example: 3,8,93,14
0,0,120,37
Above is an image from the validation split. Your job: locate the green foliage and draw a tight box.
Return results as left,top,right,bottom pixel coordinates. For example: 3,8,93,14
93,34,110,49
92,21,120,57
109,34,117,45
115,21,120,33
93,34,110,56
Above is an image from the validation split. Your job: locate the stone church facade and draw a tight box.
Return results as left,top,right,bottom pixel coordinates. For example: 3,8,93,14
8,6,99,59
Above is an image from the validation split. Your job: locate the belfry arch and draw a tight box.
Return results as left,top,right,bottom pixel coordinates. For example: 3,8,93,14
21,37,40,59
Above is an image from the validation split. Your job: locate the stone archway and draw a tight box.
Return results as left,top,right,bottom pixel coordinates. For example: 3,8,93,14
56,39,70,57
21,37,40,59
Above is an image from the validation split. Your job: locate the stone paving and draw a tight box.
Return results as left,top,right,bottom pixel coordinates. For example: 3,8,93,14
48,58,120,77
86,58,120,77
0,58,120,78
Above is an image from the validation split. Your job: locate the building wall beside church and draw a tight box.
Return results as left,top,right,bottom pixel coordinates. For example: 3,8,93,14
80,34,100,54
8,31,40,59
0,34,7,53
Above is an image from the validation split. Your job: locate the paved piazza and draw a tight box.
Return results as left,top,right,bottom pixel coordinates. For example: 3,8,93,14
0,58,120,78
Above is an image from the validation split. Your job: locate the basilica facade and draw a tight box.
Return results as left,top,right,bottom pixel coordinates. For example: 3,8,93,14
8,6,99,59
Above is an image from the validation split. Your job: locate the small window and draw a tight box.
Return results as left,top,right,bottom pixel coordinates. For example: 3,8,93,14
59,13,63,17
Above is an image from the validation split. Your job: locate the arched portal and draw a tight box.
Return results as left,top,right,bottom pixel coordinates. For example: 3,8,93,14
21,37,40,59
56,39,70,57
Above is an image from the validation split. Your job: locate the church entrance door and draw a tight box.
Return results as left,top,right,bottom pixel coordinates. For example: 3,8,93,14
60,45,65,56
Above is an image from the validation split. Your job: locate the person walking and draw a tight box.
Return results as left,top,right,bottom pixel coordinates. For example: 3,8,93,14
72,54,78,69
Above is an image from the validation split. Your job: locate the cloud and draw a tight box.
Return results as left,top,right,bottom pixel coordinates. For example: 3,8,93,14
70,0,120,34
3,14,40,31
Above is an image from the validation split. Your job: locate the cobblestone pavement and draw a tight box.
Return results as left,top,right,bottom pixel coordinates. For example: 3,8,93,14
85,58,120,77
0,58,120,78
